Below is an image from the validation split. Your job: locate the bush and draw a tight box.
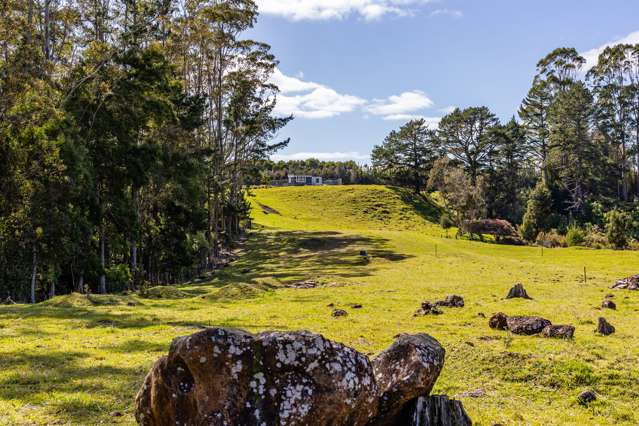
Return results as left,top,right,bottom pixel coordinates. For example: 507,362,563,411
536,230,567,248
566,225,586,247
584,226,608,249
105,264,132,292
606,210,631,249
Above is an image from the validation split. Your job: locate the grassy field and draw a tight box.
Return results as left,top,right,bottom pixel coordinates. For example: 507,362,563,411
1,185,639,425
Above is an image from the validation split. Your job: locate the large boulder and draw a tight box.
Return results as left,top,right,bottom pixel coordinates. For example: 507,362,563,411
136,329,455,426
371,334,446,425
135,328,378,426
505,316,552,335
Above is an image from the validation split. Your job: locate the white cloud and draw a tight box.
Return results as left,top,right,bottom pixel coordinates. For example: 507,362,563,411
366,90,434,117
272,151,371,161
381,114,441,128
439,105,457,114
271,69,366,119
582,31,639,71
255,0,435,21
429,8,462,18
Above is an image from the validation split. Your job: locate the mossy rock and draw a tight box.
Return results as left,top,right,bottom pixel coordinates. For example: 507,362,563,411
204,279,280,302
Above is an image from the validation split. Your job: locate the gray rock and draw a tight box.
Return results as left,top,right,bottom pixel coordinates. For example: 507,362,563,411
371,334,446,425
488,312,508,330
505,316,552,335
542,325,575,339
578,390,597,405
601,300,616,310
435,295,465,308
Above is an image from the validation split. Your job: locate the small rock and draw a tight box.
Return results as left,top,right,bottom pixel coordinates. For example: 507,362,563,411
605,294,614,299
458,389,484,398
477,312,486,318
488,312,508,330
506,283,532,299
332,309,348,317
464,341,475,347
127,301,136,307
506,316,552,335
578,390,597,405
414,302,443,316
327,303,335,308
596,317,615,335
542,325,575,339
110,411,123,417
601,300,616,310
435,295,465,308
350,303,363,309
360,250,368,257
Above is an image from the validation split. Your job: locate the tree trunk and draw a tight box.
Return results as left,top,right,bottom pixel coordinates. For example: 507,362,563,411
99,223,106,294
30,244,38,304
78,274,84,294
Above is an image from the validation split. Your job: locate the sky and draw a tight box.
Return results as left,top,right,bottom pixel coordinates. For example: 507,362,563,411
248,0,639,163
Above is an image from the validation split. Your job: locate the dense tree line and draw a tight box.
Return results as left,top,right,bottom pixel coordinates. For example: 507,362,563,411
373,46,639,245
249,159,377,185
0,0,289,302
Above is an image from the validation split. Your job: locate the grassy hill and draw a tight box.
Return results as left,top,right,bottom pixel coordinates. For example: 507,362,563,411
2,185,639,425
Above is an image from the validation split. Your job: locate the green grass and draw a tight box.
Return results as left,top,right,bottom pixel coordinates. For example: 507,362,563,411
2,185,639,425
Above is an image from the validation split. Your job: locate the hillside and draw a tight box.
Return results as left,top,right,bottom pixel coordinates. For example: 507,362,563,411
249,185,444,233
1,185,639,425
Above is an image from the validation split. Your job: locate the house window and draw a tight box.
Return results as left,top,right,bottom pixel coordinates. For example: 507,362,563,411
315,178,320,184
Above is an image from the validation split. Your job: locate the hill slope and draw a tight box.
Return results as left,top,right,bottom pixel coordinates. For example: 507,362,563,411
250,185,444,233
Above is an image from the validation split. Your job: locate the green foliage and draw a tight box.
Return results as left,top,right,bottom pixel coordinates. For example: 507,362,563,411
520,181,553,241
105,264,132,292
535,230,567,248
371,119,437,193
566,225,586,247
606,210,631,249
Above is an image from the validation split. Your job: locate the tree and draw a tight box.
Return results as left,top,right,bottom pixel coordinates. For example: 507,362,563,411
548,82,598,219
519,79,553,182
519,180,553,242
437,106,499,184
371,119,437,193
431,165,487,230
588,44,635,200
535,47,585,95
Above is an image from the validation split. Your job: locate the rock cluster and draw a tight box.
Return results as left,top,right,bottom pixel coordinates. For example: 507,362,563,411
415,295,464,316
489,313,574,339
135,328,471,426
611,275,639,290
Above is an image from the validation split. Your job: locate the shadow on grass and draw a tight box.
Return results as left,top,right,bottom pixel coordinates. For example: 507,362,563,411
0,349,142,424
217,229,413,285
389,186,444,223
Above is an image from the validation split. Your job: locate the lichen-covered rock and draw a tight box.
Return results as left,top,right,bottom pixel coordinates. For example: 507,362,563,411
601,300,616,310
370,334,445,425
488,312,508,330
135,328,378,426
611,275,639,290
578,390,597,405
505,283,531,299
596,317,615,336
542,325,575,339
506,316,551,335
435,295,465,308
332,309,349,317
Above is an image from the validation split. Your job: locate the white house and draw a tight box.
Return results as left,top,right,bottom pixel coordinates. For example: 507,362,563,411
287,175,323,185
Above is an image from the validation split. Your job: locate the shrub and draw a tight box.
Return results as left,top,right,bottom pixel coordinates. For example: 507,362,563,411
566,225,586,247
584,226,608,249
536,230,567,248
606,210,631,249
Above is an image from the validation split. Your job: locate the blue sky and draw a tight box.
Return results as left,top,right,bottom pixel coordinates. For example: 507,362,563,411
249,0,639,163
